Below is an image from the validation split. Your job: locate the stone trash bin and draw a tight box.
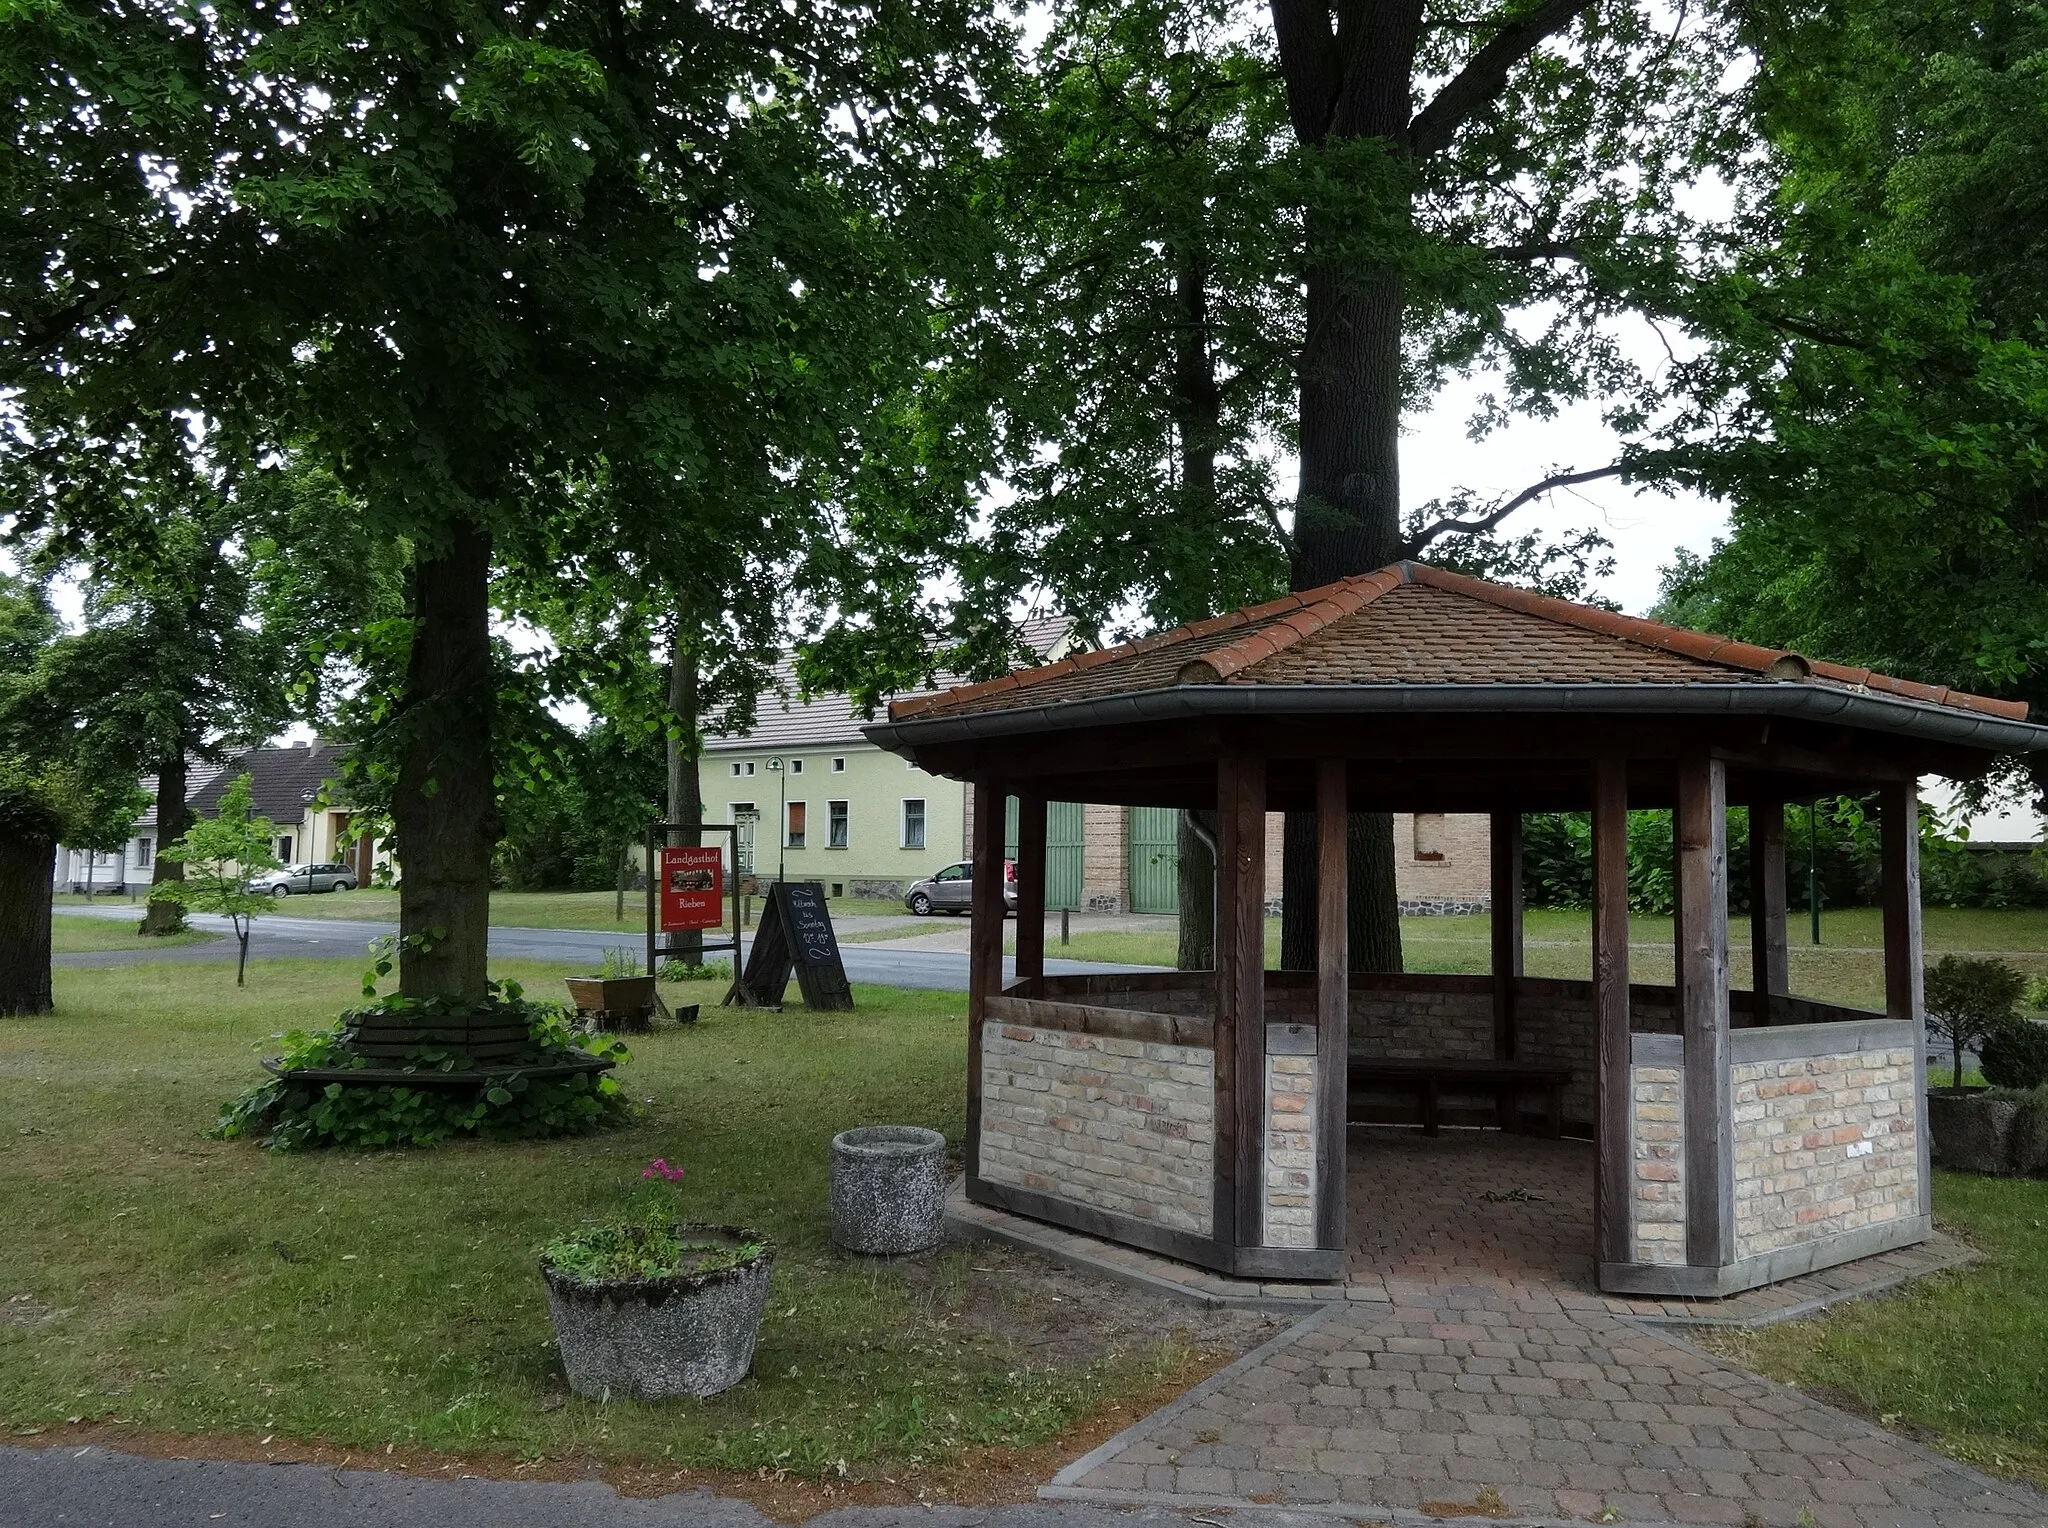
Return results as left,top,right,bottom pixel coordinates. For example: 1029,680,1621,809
831,1125,947,1255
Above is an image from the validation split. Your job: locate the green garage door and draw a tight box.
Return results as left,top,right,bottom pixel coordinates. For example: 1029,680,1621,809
1004,798,1084,910
1127,807,1180,914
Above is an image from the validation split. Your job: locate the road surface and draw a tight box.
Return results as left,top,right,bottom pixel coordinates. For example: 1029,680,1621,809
52,904,1158,991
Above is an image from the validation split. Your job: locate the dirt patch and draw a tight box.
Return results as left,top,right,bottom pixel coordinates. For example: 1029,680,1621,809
897,1238,1286,1363
4,1241,1297,1522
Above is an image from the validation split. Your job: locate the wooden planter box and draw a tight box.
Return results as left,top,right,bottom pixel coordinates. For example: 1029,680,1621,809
565,975,658,1033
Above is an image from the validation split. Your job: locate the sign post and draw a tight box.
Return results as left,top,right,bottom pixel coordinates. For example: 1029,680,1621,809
644,822,742,978
729,880,853,1010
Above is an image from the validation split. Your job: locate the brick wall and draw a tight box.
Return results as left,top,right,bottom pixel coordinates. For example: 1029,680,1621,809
1732,1044,1919,1258
1632,1064,1686,1265
978,1021,1214,1234
1263,1051,1317,1248
1516,980,1597,1127
1081,803,1128,912
1393,812,1493,915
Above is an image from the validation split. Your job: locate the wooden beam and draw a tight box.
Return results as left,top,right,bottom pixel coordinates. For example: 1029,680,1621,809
1013,792,1047,986
1676,753,1733,1270
1593,756,1633,1270
966,780,1008,1186
1881,780,1932,1220
1749,796,1788,1025
1214,753,1267,1248
1315,758,1349,1253
1490,811,1524,1061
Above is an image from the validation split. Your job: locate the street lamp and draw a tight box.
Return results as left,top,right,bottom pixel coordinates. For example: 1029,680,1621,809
766,756,785,885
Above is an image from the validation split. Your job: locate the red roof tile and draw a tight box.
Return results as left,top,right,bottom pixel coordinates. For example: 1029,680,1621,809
888,562,2028,725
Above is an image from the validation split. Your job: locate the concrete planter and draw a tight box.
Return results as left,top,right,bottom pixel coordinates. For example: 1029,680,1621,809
540,1225,772,1400
830,1125,947,1255
1926,1089,2021,1175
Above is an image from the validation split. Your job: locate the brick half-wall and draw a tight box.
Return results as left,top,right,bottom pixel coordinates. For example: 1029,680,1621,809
1731,1034,1920,1259
1263,1042,1317,1249
978,1020,1214,1236
1631,1060,1687,1265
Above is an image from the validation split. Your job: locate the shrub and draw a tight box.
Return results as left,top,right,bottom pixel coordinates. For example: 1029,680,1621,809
214,980,636,1152
1925,955,2027,1091
1981,1015,2048,1090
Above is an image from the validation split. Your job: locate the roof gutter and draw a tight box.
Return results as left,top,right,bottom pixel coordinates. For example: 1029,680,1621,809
863,682,2048,759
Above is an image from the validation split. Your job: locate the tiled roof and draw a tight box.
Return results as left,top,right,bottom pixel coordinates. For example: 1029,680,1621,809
706,616,1080,752
187,741,352,823
889,563,2028,724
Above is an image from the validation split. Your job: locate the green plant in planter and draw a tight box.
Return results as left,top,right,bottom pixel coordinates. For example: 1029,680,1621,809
1982,1015,2048,1090
1926,954,2026,1091
213,979,635,1151
541,1159,765,1282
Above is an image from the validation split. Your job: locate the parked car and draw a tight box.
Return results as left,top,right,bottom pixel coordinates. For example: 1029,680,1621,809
904,860,1015,917
247,862,358,897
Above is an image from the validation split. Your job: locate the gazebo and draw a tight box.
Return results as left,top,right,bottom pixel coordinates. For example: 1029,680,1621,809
865,562,2048,1297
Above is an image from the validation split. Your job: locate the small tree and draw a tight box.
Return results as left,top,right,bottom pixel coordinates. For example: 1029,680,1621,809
1925,955,2026,1092
155,774,279,986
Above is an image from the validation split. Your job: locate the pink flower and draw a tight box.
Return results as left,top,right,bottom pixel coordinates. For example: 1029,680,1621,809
641,1158,686,1182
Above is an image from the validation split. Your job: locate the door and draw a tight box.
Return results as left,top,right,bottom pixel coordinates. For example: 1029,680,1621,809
1128,807,1180,914
1003,799,1084,910
933,862,972,909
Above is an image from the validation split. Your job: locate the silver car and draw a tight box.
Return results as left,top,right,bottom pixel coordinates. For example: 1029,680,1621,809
247,862,358,897
904,860,1015,917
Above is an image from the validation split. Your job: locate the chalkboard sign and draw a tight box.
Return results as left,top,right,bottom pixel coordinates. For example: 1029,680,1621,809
728,881,854,1011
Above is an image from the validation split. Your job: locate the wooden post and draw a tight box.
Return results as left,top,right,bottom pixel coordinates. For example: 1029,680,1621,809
1881,780,1932,1219
1490,811,1524,1063
1315,759,1349,1252
1749,796,1788,1024
1676,754,1733,1270
1014,792,1048,988
967,779,1009,1187
1593,757,1633,1271
1214,753,1266,1247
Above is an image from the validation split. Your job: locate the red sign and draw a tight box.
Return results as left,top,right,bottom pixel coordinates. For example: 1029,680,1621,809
658,845,725,931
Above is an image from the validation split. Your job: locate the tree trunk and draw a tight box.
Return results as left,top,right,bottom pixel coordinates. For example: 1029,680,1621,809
236,924,249,987
1175,809,1217,969
1280,259,1409,970
140,746,190,935
0,831,56,1015
664,607,704,966
615,845,627,923
82,850,95,902
394,520,499,1003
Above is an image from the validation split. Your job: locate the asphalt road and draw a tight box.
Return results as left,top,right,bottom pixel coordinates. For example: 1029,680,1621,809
0,1443,1237,1528
52,905,1158,991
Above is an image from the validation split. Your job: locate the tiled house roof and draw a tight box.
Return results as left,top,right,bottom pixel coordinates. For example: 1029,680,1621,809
888,563,2028,725
186,741,352,823
707,615,1081,751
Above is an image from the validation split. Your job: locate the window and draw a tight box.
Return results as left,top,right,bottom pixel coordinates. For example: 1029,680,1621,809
935,862,967,881
828,800,849,848
277,836,295,862
729,761,741,777
1412,813,1447,863
830,757,846,773
729,760,755,777
786,801,807,849
901,798,927,849
829,881,844,898
136,838,153,869
790,758,804,775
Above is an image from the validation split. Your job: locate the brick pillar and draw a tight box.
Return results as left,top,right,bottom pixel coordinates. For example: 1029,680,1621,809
1080,803,1126,912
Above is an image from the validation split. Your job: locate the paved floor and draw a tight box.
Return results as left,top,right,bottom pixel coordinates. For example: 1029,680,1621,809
1035,1130,2047,1527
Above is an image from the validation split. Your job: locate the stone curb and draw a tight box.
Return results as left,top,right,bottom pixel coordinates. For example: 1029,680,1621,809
1036,1483,1687,1528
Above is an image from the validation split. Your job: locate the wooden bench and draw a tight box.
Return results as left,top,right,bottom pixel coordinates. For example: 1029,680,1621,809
1347,1058,1573,1138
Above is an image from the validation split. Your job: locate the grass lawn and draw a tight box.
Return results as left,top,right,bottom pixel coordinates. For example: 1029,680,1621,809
1703,1172,2048,1490
49,915,218,954
1018,906,2048,1011
199,888,912,932
0,960,1199,1481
